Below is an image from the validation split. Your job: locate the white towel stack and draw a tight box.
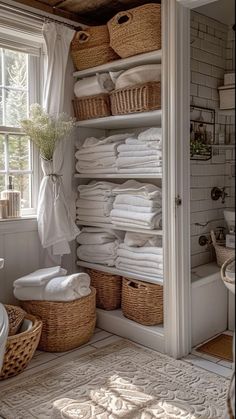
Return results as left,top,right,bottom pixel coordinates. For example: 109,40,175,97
115,232,163,277
77,227,124,266
116,127,162,174
13,266,91,301
75,133,132,174
110,180,162,230
76,181,117,224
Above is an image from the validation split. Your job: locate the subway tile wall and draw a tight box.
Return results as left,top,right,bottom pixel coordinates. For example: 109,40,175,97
190,11,235,268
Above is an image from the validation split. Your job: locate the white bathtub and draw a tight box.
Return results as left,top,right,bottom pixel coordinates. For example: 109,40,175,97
191,262,228,347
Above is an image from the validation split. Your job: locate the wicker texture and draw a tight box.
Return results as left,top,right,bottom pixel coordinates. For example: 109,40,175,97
0,314,42,380
211,230,235,267
71,26,118,70
4,304,25,336
108,3,161,58
121,277,163,326
110,82,161,115
86,269,122,310
221,257,235,284
73,94,111,121
21,288,96,352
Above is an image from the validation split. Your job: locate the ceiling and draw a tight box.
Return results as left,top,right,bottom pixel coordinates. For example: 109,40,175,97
13,0,161,25
195,0,235,26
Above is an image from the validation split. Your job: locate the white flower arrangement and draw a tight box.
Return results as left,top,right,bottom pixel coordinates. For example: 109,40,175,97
20,104,75,161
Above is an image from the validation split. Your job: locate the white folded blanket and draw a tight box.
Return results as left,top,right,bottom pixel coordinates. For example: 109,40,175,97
14,266,67,288
124,232,162,247
115,259,163,277
74,73,114,98
14,273,91,301
112,180,162,199
114,195,162,207
138,128,162,142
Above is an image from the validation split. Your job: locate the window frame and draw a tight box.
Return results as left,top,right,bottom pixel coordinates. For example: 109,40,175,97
0,30,44,217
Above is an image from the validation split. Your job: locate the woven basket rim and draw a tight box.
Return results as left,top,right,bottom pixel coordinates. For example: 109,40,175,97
73,93,110,101
110,81,160,94
7,313,42,341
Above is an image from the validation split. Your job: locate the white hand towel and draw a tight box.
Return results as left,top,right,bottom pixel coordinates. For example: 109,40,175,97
124,139,162,149
114,195,162,207
112,180,161,199
119,243,162,254
115,259,163,277
117,167,162,174
81,133,132,149
138,128,162,142
76,198,114,215
77,242,119,266
14,266,67,288
78,181,116,196
118,150,162,157
77,231,119,245
124,232,162,247
116,157,162,168
75,151,116,161
76,207,108,217
76,215,111,224
116,256,163,269
77,156,116,169
78,227,124,240
111,208,161,227
113,204,160,213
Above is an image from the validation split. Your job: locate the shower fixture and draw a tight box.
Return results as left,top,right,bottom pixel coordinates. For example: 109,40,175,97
211,187,228,204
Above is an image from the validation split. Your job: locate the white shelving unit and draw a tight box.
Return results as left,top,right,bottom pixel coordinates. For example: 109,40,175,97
74,48,164,351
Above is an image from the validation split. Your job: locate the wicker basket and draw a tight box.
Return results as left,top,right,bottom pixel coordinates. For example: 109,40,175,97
73,94,111,121
108,3,161,58
110,82,161,115
86,269,122,310
4,304,25,336
211,230,235,267
221,257,235,284
21,288,96,352
121,277,163,326
0,313,42,380
71,26,118,70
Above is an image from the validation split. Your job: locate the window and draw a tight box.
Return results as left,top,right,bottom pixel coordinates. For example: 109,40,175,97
0,11,44,216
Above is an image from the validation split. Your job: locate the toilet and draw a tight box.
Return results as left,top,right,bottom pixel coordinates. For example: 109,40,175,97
0,304,8,372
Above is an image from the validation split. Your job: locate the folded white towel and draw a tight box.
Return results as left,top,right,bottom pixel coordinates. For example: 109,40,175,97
111,208,161,227
77,241,119,266
75,151,116,161
116,256,163,269
115,259,163,277
76,207,108,217
78,181,116,196
138,128,162,142
118,246,162,258
113,180,161,199
111,213,162,229
77,230,121,245
81,133,132,149
76,198,114,215
14,273,91,301
117,167,162,174
124,232,162,247
124,139,162,149
76,166,118,174
14,266,67,288
113,204,160,213
76,215,111,224
118,150,162,157
116,157,162,168
77,227,124,241
114,195,162,207
77,156,116,169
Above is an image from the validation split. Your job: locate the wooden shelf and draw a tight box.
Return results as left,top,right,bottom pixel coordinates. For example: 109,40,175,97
96,308,165,353
75,110,162,129
74,173,162,179
77,260,163,286
76,220,163,236
73,50,162,79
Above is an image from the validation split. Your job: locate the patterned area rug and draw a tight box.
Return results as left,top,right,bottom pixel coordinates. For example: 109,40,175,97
0,340,229,419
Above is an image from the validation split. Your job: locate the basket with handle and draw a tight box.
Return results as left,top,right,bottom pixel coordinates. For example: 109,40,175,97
107,3,161,59
0,313,42,380
4,304,25,336
71,26,119,71
121,277,163,326
86,268,122,310
211,230,235,267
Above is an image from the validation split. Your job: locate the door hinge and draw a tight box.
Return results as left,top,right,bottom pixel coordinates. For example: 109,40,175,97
175,195,182,207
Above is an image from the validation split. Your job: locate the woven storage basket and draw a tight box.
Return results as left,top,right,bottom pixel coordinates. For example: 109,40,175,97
221,257,235,284
71,26,118,70
0,313,42,380
21,288,96,352
86,269,122,310
211,230,235,267
110,82,161,115
73,94,111,121
108,3,161,58
121,278,163,326
4,304,25,336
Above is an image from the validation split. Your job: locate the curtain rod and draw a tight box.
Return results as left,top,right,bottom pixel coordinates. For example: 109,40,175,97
0,2,83,30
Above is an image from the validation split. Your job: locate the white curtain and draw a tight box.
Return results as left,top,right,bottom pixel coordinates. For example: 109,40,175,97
37,22,79,257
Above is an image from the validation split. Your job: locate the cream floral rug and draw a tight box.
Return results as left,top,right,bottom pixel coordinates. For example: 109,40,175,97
0,339,229,419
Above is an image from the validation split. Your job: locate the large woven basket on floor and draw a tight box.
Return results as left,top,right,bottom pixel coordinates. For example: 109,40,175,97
108,3,161,58
71,26,118,70
4,304,25,336
73,94,111,121
86,269,122,310
0,313,42,380
121,278,163,326
21,288,96,352
110,82,161,115
211,230,235,267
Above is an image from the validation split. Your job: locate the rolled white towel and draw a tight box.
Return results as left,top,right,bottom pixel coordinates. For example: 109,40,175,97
14,273,91,301
14,266,67,288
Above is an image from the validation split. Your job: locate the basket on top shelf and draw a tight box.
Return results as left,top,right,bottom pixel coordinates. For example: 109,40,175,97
211,230,235,267
107,3,161,59
86,269,122,310
110,82,161,115
121,277,163,326
20,288,96,352
71,26,119,71
73,93,111,121
0,312,42,380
